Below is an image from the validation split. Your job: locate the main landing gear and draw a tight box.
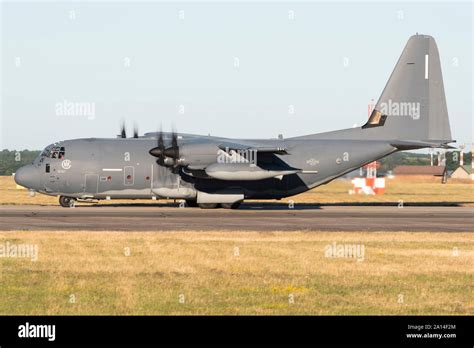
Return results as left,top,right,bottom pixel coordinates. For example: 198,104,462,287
196,202,242,209
59,196,76,208
185,200,199,207
197,203,219,209
220,202,242,209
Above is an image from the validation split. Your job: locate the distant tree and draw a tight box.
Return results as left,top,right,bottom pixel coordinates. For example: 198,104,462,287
378,151,471,173
0,150,40,175
378,152,429,173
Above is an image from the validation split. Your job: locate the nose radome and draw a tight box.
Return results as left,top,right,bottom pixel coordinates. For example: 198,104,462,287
14,164,40,190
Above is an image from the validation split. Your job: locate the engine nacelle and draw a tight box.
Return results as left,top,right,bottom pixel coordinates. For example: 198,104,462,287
152,187,197,199
197,191,244,204
205,163,299,181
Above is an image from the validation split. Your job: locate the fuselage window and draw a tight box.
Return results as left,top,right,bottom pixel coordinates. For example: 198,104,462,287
45,164,50,173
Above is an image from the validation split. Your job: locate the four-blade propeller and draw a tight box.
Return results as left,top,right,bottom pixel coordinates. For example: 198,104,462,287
149,127,181,168
119,122,181,168
119,121,139,139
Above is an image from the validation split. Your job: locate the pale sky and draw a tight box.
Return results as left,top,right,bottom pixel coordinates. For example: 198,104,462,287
1,1,472,150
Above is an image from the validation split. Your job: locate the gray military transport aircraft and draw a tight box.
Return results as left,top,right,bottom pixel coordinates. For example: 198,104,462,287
15,34,454,209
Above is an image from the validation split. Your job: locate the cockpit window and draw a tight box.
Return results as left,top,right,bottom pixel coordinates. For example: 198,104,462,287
50,146,65,159
40,146,51,158
42,145,65,159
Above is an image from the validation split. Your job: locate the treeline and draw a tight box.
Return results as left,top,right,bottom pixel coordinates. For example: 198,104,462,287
378,151,472,173
0,149,471,176
0,150,41,175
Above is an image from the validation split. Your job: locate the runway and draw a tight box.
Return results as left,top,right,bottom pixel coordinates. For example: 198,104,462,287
0,204,472,232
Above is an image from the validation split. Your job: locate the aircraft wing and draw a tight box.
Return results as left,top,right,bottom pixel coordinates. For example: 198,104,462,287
217,141,288,155
182,142,298,181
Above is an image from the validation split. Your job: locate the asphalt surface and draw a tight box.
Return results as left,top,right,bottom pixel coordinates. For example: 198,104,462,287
0,204,472,232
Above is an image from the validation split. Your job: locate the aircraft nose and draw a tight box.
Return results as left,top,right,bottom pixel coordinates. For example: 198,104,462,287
14,164,40,190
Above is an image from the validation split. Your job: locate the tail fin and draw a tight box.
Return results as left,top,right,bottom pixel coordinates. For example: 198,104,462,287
363,34,453,145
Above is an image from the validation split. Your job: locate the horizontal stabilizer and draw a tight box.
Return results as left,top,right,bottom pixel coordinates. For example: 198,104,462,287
390,140,456,150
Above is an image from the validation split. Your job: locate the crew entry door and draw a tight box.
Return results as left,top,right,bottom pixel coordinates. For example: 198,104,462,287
84,174,99,194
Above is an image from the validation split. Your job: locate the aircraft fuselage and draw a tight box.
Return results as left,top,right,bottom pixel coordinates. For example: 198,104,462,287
15,133,397,204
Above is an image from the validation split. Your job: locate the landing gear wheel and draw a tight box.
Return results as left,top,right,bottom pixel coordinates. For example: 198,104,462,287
185,200,199,208
220,202,242,209
198,203,219,209
59,196,76,208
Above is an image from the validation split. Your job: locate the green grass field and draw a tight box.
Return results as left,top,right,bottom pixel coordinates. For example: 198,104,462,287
1,175,472,315
0,231,472,315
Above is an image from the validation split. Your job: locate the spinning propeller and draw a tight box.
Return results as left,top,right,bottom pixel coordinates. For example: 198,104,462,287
119,121,139,139
149,126,181,167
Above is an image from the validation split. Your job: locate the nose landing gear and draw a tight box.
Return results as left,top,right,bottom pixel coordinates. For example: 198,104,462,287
59,196,76,208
